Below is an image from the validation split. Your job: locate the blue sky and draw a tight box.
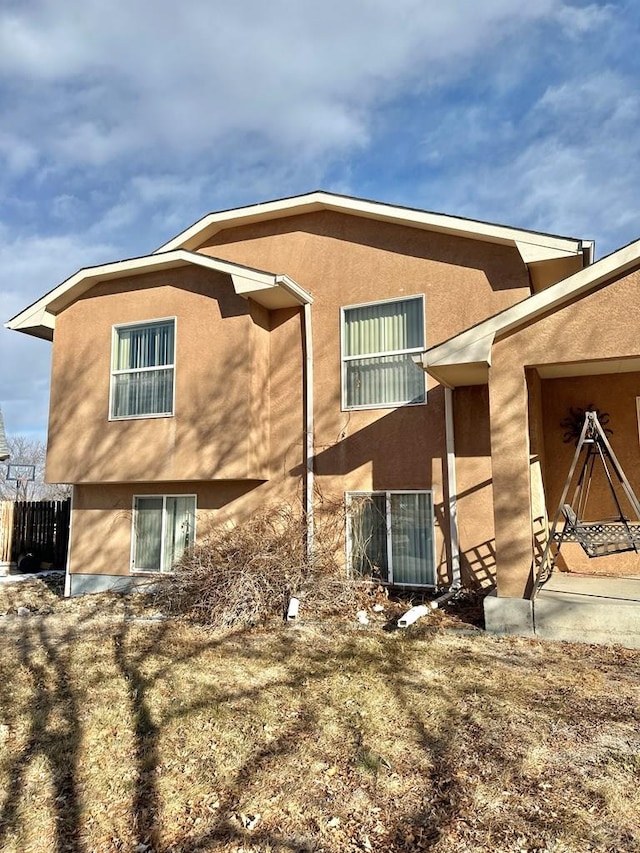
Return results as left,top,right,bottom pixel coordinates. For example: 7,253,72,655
1,0,638,442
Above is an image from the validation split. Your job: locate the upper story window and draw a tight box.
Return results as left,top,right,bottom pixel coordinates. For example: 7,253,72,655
341,296,426,409
110,319,175,419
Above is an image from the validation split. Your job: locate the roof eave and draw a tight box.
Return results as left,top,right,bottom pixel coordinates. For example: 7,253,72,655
6,250,312,337
415,238,640,388
415,333,494,388
153,191,588,264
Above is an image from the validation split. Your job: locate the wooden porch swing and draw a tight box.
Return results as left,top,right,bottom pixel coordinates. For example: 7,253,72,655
535,411,640,588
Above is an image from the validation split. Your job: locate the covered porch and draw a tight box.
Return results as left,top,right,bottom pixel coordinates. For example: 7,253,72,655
486,360,640,646
416,240,640,646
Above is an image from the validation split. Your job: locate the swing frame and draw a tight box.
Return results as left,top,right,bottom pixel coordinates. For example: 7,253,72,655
535,411,640,589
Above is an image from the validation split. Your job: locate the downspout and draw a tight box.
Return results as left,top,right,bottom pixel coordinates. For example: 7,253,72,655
431,385,461,606
270,276,314,559
63,485,74,597
302,302,314,559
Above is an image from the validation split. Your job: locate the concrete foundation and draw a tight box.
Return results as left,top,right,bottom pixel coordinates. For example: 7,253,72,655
68,573,152,596
484,574,640,648
483,590,534,637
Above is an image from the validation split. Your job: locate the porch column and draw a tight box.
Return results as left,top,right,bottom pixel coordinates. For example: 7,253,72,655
488,351,534,598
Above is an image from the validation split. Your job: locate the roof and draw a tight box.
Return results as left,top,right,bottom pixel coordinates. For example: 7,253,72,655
5,250,312,340
416,237,640,387
7,190,593,342
155,190,593,270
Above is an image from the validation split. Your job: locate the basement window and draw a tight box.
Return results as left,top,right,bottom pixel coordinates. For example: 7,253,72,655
132,495,195,573
346,490,436,586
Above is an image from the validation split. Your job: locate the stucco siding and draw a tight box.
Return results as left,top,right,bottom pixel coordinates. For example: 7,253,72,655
452,385,496,589
46,266,275,484
68,479,300,578
52,210,538,584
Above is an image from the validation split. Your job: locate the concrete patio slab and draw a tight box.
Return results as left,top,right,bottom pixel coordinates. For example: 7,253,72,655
532,572,640,647
485,573,640,648
538,572,640,602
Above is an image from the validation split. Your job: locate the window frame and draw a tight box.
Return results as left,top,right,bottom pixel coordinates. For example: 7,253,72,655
109,316,177,421
345,489,437,587
340,294,427,411
130,493,196,574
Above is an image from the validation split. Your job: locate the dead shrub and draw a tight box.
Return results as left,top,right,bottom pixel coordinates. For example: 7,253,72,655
149,499,369,627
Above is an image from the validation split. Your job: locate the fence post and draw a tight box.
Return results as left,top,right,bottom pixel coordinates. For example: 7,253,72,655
0,501,15,575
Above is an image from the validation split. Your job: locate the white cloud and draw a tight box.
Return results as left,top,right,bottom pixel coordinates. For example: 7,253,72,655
505,71,640,251
553,2,614,36
0,132,39,175
408,61,640,256
0,231,117,301
0,0,565,171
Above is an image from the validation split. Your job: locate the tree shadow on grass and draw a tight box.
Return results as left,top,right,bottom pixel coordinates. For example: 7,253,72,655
1,613,639,852
113,620,166,851
0,619,85,852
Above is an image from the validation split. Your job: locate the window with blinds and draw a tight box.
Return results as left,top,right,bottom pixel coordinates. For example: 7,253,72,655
110,319,175,419
342,296,426,408
347,490,436,586
132,494,195,573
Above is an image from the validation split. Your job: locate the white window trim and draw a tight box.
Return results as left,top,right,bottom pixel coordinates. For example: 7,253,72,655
340,294,427,411
109,316,177,421
130,493,196,574
345,489,437,587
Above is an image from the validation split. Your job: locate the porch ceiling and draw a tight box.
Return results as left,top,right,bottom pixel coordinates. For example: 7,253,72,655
534,356,640,379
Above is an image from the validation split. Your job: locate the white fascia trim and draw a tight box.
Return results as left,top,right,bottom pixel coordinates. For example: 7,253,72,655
275,274,313,305
6,250,311,335
231,272,313,305
6,304,56,335
154,191,586,260
418,332,495,372
417,238,640,378
515,240,579,264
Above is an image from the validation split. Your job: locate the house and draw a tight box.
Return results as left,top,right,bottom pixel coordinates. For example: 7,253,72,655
8,191,640,644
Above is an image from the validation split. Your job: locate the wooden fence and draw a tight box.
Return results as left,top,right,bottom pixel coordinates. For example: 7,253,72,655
0,499,71,570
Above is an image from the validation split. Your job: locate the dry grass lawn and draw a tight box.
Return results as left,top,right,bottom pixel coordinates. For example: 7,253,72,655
0,579,639,852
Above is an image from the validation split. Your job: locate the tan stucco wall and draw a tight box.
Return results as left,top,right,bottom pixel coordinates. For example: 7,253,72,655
529,254,585,292
47,266,275,484
451,386,496,589
196,210,534,585
527,369,550,573
200,209,533,348
53,209,535,580
68,479,300,576
489,266,640,596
